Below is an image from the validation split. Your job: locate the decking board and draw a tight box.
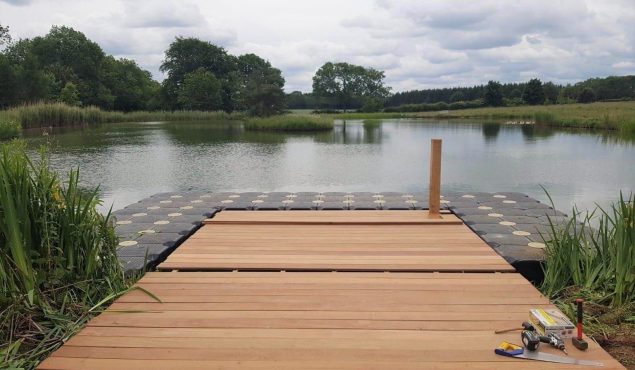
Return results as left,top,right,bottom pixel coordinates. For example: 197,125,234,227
38,211,625,369
159,212,513,272
39,272,623,369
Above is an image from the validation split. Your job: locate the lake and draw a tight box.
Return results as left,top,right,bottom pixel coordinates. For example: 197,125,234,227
22,119,634,213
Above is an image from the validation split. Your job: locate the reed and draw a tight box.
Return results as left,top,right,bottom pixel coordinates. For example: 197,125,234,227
541,192,635,307
0,102,243,131
0,141,129,368
244,115,334,131
0,119,21,140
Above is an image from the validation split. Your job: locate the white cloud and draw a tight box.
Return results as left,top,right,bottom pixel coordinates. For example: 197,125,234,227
0,0,633,92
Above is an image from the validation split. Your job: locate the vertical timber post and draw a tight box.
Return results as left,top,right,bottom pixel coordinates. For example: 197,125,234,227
428,139,442,218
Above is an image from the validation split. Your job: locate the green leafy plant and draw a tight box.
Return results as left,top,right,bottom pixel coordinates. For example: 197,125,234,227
541,192,635,307
0,141,129,368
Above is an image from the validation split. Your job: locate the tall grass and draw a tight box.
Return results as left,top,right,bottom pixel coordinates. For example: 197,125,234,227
541,192,635,308
0,102,243,131
0,141,129,368
0,119,21,140
330,101,635,133
245,115,334,131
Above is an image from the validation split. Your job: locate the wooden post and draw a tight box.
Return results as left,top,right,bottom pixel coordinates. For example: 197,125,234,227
428,139,442,218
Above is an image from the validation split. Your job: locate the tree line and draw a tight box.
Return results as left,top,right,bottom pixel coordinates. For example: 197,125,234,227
2,24,633,115
385,76,635,108
0,25,286,116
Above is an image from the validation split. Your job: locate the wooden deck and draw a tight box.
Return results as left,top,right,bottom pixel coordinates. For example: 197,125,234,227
158,211,514,272
39,211,625,369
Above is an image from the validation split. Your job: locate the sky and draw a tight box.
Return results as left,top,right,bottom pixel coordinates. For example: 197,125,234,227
1,0,634,93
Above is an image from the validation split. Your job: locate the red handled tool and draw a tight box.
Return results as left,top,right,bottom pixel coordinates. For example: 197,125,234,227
573,299,589,351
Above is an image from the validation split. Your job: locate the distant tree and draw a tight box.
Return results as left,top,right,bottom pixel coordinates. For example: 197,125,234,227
286,91,307,109
542,82,559,104
231,53,285,116
312,62,390,112
359,97,384,112
59,81,81,106
577,88,596,103
522,78,545,105
29,26,110,106
484,80,503,106
450,91,465,102
508,88,522,99
0,24,11,49
177,68,222,111
102,57,159,111
160,37,236,110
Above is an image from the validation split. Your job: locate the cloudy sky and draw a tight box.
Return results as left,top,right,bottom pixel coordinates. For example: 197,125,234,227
1,0,634,92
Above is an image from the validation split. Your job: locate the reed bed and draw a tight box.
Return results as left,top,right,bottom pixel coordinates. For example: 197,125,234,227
245,115,334,131
0,119,21,140
541,192,634,307
0,103,243,132
0,141,130,368
539,192,634,365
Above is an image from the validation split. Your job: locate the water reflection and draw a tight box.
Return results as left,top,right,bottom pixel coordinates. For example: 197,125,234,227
17,118,635,213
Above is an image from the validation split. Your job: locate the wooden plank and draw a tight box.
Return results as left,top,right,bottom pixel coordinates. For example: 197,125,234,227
159,218,512,272
204,210,461,225
37,358,622,370
38,272,624,370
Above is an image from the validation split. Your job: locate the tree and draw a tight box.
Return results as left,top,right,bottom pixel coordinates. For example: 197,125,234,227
160,37,236,110
522,78,545,105
312,62,390,112
577,88,596,103
484,80,503,106
29,26,109,106
59,81,81,106
0,24,11,49
233,54,286,116
102,57,159,111
542,82,559,104
177,68,222,111
449,91,465,102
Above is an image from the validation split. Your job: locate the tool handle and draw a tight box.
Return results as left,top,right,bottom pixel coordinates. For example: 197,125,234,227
576,299,584,340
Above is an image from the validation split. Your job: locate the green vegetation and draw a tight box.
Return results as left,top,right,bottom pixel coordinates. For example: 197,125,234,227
539,193,634,366
0,25,285,117
0,103,242,135
244,115,333,131
0,119,20,140
312,62,390,112
160,39,285,115
330,101,635,133
0,141,132,368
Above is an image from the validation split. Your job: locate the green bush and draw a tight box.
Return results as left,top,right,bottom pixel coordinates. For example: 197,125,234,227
0,119,21,140
244,115,333,131
0,141,129,368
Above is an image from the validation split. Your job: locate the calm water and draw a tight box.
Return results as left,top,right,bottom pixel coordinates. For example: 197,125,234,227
22,119,634,213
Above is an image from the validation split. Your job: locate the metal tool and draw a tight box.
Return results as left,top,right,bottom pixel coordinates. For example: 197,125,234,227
521,330,540,351
495,341,603,367
573,299,589,351
495,321,535,334
540,332,568,355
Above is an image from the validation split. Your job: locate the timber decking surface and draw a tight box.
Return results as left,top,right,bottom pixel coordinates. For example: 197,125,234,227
38,210,625,369
39,272,623,369
158,211,513,272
